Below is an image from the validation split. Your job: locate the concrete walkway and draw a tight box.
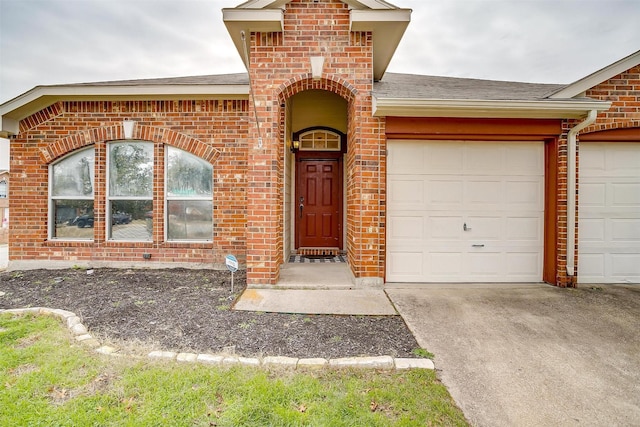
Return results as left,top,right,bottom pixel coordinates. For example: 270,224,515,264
387,283,640,427
234,288,396,315
235,263,397,315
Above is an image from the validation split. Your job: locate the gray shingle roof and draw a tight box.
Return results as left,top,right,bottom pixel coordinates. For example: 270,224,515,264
56,73,250,87
373,72,566,100
40,71,576,102
52,72,569,101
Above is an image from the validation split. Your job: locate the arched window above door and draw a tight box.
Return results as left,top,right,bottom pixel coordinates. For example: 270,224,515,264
298,129,342,151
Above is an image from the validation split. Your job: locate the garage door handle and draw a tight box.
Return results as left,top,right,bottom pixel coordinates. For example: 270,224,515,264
472,244,485,248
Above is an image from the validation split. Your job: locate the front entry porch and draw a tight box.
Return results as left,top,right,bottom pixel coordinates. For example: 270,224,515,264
276,262,353,289
234,263,395,315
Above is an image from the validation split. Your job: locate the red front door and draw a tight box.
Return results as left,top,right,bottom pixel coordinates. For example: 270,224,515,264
296,157,342,249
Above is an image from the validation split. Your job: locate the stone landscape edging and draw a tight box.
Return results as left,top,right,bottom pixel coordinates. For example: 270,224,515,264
0,307,435,371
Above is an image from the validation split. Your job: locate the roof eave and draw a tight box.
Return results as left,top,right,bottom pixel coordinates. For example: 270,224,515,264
372,97,612,119
350,9,411,80
236,0,399,10
0,84,250,137
222,8,284,69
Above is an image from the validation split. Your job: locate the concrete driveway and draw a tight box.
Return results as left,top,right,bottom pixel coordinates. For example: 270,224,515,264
387,283,640,427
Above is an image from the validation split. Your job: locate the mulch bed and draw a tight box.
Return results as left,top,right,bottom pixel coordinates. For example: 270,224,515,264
0,268,420,359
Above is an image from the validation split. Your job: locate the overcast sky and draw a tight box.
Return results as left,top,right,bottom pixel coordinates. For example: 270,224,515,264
1,0,639,104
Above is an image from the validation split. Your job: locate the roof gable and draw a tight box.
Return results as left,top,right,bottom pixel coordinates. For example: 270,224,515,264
549,49,640,99
235,0,399,10
223,0,411,81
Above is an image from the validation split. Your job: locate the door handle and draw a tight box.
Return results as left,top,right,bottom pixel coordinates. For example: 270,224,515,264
299,196,304,218
472,244,485,248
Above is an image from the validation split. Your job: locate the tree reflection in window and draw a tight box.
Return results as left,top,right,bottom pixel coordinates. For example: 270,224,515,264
166,147,213,241
50,147,95,239
109,142,153,197
108,141,153,241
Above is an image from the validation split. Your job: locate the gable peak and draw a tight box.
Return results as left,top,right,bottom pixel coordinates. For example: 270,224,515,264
234,0,400,11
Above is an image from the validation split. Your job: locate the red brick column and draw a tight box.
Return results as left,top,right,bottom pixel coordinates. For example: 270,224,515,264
555,123,574,287
244,0,381,285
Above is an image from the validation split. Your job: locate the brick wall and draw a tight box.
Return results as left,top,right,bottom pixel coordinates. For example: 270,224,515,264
245,0,384,285
582,64,640,133
556,122,573,287
9,100,250,267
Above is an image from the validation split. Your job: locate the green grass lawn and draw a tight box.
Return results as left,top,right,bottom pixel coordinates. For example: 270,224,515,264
0,313,468,426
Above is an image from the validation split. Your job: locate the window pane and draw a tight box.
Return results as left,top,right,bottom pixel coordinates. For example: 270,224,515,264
109,200,153,241
0,180,6,198
166,147,212,197
167,200,212,241
52,148,94,197
109,142,153,197
52,200,94,239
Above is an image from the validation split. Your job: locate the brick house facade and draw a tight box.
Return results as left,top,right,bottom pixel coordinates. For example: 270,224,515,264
1,0,638,286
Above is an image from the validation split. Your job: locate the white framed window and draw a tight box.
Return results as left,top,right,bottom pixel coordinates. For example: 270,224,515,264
48,142,213,244
299,129,341,151
107,141,153,241
0,179,6,198
166,146,213,241
50,147,95,239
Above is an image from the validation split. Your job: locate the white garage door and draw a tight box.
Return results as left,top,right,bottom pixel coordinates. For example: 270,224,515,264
387,140,544,283
578,142,640,284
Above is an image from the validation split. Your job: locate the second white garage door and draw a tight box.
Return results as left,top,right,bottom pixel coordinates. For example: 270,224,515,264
578,142,640,284
387,140,544,283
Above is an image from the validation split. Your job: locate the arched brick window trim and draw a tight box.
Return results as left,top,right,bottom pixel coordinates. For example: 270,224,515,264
20,102,65,133
276,76,357,143
40,124,221,164
277,75,357,104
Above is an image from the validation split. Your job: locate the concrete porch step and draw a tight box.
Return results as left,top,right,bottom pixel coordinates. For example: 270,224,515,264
234,288,397,315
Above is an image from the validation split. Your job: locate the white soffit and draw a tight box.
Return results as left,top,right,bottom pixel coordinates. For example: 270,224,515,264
372,97,612,119
549,49,640,99
351,9,411,80
222,8,284,69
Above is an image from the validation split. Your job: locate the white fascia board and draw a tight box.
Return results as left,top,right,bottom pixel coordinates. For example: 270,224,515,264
235,0,288,8
372,97,612,119
0,84,250,136
350,8,411,24
549,50,640,99
222,7,284,26
343,0,397,9
238,0,397,9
